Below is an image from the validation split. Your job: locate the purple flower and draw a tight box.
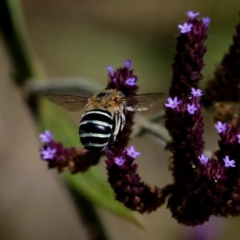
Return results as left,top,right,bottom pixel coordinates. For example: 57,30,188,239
178,23,193,33
187,103,198,114
191,88,203,97
202,17,211,27
107,66,114,76
237,134,240,143
223,155,236,168
41,146,56,160
124,60,132,68
39,130,53,143
126,77,136,86
198,154,210,165
214,121,227,133
186,11,200,19
126,146,141,159
165,96,181,109
114,156,125,166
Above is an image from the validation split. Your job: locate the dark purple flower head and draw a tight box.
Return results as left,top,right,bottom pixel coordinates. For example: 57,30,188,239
202,13,240,108
107,60,138,97
39,130,100,173
165,64,240,226
170,11,210,98
105,146,171,213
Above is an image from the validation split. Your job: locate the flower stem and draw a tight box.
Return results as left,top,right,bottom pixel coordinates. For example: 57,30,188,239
0,0,39,85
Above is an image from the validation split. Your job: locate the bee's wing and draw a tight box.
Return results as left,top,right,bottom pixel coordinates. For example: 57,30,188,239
45,94,89,111
125,92,165,111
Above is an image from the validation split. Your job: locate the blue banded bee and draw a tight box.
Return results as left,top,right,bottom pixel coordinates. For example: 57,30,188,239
45,89,164,153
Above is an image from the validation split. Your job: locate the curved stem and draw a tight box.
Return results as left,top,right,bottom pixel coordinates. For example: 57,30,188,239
0,0,39,85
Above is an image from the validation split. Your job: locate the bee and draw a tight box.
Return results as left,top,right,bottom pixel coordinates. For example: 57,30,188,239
45,89,165,153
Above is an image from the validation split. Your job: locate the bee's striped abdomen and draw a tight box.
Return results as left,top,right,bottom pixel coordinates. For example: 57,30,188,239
79,109,113,153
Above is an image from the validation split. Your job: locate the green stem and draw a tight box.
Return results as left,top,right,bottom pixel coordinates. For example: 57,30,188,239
0,0,38,85
0,1,110,239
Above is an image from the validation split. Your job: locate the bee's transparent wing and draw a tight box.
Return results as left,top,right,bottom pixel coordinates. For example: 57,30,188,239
125,92,165,111
45,94,88,111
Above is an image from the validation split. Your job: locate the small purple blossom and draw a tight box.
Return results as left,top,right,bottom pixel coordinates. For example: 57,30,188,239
202,17,211,27
165,96,181,109
107,66,114,76
39,130,53,143
214,121,227,134
223,155,236,168
191,88,203,97
186,11,200,19
178,23,193,33
41,146,56,160
126,146,141,159
126,77,136,86
114,156,125,166
187,103,198,114
124,60,132,68
198,154,210,165
237,134,240,144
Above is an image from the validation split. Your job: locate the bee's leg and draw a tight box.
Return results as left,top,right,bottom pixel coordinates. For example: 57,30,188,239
120,111,126,131
108,111,122,148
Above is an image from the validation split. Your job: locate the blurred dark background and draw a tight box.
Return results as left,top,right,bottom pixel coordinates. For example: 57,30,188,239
0,0,240,239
